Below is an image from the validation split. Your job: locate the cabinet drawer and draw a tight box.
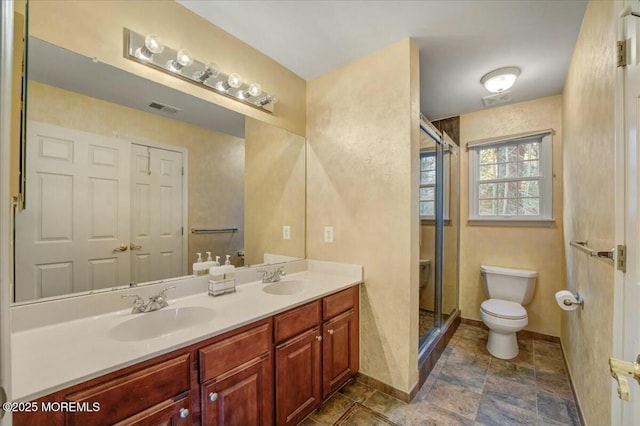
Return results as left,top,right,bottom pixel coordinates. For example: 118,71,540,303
274,301,321,344
323,287,355,320
200,322,271,382
65,353,190,426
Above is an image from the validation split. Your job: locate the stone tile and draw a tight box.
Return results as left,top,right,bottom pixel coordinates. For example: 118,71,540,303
535,353,567,374
505,347,535,370
339,380,376,403
484,374,536,403
426,379,482,420
475,390,537,426
537,390,580,426
334,404,399,426
536,371,574,401
439,360,488,394
298,415,323,425
454,325,488,341
309,392,355,425
448,345,492,370
410,401,473,426
517,334,534,352
363,390,417,424
488,359,535,384
534,340,564,360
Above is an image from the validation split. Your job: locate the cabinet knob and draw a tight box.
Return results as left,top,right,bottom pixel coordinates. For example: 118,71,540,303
209,392,218,402
316,335,322,341
328,329,334,335
179,408,189,419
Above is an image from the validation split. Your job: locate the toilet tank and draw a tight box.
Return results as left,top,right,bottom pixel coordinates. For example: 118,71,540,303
419,259,431,288
480,265,537,305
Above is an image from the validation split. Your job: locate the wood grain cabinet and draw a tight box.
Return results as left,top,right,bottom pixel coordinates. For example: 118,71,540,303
274,287,359,425
13,285,359,426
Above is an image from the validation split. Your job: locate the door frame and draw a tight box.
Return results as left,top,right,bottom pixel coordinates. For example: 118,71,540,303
118,133,189,278
613,0,633,423
0,0,15,422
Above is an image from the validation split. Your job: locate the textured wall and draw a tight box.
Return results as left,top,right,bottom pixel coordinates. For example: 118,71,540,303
459,95,564,337
306,39,420,394
27,81,245,270
244,118,306,265
28,0,306,136
561,1,615,423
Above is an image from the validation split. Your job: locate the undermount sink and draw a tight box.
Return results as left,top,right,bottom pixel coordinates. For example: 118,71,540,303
262,279,310,295
107,306,215,342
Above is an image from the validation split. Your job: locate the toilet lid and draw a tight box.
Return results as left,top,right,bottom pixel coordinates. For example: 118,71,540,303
481,299,527,320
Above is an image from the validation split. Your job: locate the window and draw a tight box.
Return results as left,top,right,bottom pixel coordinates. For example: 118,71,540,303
419,151,449,220
468,133,552,222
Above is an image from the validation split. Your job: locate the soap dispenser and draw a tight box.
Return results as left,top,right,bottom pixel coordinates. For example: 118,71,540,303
214,256,221,267
193,252,209,276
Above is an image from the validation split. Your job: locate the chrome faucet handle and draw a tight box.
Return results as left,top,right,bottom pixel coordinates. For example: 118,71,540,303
122,293,146,313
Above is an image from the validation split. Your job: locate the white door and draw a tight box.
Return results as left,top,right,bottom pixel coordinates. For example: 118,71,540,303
14,121,131,301
617,0,640,423
130,144,184,284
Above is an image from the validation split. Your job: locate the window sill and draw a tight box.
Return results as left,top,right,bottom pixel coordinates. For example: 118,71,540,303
467,218,556,227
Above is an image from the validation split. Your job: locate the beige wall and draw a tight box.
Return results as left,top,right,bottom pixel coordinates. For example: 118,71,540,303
244,118,306,265
459,95,565,337
27,81,245,269
561,1,615,423
28,0,306,136
306,39,420,394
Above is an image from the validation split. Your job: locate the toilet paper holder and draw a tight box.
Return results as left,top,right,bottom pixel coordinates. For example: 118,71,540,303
563,291,584,309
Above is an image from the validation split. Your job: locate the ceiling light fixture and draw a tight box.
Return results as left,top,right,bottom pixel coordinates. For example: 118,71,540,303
480,67,521,93
125,29,277,112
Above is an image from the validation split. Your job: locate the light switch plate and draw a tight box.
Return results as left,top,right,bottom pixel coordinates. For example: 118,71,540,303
283,225,291,240
324,226,334,243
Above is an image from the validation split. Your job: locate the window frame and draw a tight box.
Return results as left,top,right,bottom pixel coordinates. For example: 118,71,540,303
420,149,450,222
468,133,553,223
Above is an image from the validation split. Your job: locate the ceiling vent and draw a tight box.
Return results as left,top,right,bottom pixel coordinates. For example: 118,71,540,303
148,101,181,114
482,91,513,107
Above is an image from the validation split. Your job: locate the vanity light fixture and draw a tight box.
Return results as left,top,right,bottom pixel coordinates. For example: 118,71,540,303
480,67,521,93
193,62,220,83
124,28,277,112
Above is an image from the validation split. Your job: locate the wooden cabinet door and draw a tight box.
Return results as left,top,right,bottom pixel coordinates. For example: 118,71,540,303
202,354,273,426
114,393,191,426
322,309,358,399
275,327,322,426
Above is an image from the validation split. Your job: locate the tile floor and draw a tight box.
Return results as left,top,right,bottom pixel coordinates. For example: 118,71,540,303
418,309,435,338
301,323,580,426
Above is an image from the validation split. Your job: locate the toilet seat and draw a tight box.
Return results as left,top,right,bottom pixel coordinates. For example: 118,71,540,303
481,299,527,320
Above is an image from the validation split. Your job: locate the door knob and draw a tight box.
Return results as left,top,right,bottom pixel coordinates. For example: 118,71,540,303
328,329,334,335
179,408,189,419
209,392,218,402
112,244,129,253
130,242,143,250
316,335,322,341
609,354,640,400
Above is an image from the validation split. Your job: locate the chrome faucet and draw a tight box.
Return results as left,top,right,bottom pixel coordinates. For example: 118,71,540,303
258,266,286,283
122,286,175,314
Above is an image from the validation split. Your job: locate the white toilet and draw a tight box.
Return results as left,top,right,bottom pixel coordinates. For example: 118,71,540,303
419,259,431,289
479,265,537,359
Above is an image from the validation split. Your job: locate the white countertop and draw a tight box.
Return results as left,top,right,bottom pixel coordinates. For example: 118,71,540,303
11,260,362,401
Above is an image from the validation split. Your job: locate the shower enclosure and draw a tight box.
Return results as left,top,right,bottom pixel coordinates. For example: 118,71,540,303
418,117,460,361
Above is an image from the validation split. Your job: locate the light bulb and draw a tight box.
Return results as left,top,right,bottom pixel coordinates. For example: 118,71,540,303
135,34,164,60
176,49,193,67
194,62,219,82
247,83,262,97
167,49,193,72
228,73,243,89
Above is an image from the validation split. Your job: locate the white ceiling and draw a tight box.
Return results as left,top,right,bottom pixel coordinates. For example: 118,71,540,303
178,0,588,120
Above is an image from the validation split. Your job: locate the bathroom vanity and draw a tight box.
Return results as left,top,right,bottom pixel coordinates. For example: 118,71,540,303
11,262,361,426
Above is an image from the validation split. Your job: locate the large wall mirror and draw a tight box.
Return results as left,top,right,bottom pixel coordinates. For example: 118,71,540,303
11,2,306,304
